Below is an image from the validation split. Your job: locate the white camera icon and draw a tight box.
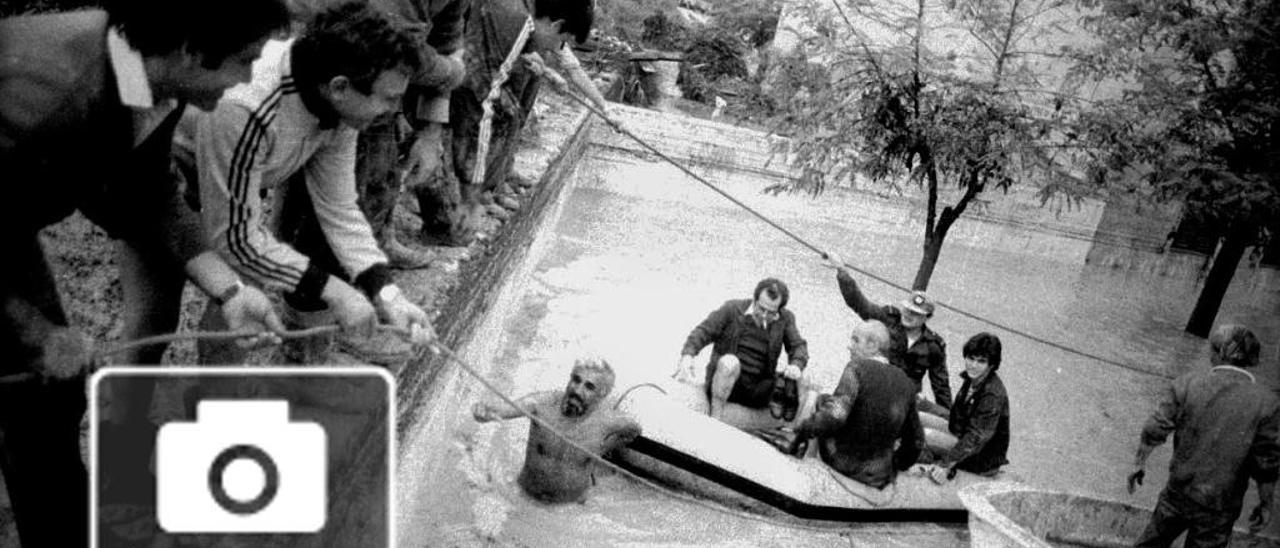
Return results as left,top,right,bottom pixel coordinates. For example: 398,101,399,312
156,400,327,533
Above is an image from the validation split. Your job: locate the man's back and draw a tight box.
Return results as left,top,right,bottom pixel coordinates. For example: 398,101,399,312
1145,366,1280,513
817,358,923,488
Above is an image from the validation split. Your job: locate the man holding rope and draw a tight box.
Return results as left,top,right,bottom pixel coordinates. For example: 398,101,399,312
185,3,435,365
0,1,291,544
473,356,641,503
824,253,952,415
416,0,607,247
288,0,471,267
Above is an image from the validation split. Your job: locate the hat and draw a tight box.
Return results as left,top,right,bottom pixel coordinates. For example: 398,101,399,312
900,291,935,317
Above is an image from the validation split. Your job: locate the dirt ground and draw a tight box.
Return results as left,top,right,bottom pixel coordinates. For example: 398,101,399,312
0,148,530,548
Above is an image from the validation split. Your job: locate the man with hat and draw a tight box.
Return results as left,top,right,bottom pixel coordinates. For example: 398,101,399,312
824,254,951,414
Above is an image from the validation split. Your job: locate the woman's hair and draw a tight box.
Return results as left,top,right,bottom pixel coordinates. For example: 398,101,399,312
963,332,1003,371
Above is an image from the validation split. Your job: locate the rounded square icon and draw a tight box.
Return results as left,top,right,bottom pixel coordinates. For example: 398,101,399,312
156,400,326,533
91,366,394,547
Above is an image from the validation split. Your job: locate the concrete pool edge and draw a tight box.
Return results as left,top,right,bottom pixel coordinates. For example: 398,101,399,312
391,96,598,544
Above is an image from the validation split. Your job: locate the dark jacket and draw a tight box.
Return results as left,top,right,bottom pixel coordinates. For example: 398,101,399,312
947,371,1010,475
1142,365,1280,514
0,10,209,374
797,358,923,489
681,298,809,379
835,269,951,409
0,11,208,261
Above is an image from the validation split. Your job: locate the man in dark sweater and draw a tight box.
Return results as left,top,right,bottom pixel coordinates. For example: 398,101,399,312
789,320,924,489
824,253,951,414
675,278,810,422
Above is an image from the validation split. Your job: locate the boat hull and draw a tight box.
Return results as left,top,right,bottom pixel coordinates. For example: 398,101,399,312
614,382,994,524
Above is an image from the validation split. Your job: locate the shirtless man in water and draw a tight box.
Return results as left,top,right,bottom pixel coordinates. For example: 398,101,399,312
472,357,642,502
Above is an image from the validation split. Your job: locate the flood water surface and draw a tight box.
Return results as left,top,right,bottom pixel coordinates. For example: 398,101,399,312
398,149,1280,547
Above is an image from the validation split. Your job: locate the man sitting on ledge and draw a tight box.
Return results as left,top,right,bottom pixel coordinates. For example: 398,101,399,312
473,356,641,503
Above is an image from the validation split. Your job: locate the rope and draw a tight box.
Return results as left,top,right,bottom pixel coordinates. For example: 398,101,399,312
528,59,1171,381
472,16,536,187
0,324,414,386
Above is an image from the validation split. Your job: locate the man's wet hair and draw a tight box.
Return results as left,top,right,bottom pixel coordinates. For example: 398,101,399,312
573,355,616,394
105,0,290,69
753,278,790,309
1210,324,1261,367
534,0,595,44
854,320,891,354
963,332,1003,371
291,2,424,95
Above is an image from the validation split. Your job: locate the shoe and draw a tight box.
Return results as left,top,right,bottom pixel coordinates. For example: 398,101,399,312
381,231,434,269
768,374,799,421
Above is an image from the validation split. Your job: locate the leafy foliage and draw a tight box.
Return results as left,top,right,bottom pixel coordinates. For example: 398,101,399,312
1074,0,1280,237
764,0,1091,288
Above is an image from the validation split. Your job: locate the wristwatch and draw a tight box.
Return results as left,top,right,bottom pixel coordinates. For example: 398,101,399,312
213,280,245,307
376,284,402,305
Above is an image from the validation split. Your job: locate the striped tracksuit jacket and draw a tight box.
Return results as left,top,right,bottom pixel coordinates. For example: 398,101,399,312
191,39,387,294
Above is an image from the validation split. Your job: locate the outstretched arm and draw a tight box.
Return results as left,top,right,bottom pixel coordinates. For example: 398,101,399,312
552,45,608,110
473,391,555,422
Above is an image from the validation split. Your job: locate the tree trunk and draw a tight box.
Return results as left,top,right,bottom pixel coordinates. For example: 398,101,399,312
913,236,943,291
1185,227,1250,337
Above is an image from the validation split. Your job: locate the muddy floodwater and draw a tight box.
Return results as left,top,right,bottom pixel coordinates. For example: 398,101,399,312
395,142,1280,546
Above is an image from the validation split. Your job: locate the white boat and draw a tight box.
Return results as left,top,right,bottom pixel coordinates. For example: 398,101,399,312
613,382,996,525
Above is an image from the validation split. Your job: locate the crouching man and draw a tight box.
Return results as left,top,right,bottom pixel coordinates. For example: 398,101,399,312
473,357,641,503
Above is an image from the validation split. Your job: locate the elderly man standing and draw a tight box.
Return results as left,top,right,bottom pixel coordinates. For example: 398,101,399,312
1129,324,1280,547
674,278,810,423
473,357,641,503
788,321,924,489
824,253,951,414
287,0,471,266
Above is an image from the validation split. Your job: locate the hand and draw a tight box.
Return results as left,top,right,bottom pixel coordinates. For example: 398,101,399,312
782,363,803,381
376,289,436,346
400,125,444,188
1126,468,1145,494
40,327,95,379
927,464,954,485
472,401,496,423
322,277,377,338
1250,499,1272,533
672,355,697,384
218,284,285,349
823,252,844,271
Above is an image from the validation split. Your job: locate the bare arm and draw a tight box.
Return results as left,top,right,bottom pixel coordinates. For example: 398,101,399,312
472,391,556,422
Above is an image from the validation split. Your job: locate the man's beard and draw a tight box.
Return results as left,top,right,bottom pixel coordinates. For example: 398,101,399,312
561,394,586,417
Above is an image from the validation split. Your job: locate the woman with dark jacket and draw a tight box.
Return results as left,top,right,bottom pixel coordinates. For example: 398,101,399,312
935,333,1010,478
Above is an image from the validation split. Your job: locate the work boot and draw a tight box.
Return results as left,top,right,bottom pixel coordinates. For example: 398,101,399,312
279,303,336,364
380,228,434,269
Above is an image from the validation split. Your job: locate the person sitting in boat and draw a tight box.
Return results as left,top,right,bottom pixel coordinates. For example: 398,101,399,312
925,332,1009,484
673,278,810,422
1129,325,1279,546
823,253,951,416
787,320,924,489
472,356,642,503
